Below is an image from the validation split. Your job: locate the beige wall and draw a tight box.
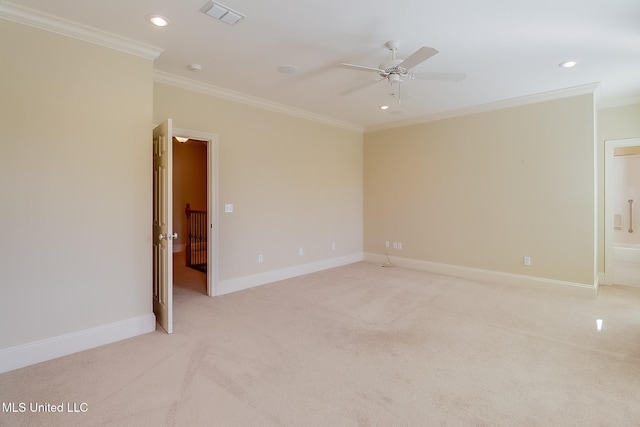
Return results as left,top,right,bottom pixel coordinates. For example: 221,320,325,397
173,139,208,250
598,104,640,141
1,14,617,358
153,83,363,282
0,20,154,348
364,94,596,285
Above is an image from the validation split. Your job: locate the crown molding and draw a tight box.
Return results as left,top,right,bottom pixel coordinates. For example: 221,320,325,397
365,82,602,133
0,1,163,60
153,70,364,133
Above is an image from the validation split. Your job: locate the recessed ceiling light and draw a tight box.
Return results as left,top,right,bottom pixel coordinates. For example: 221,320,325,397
147,15,170,27
277,65,298,74
559,60,577,68
379,105,390,110
189,63,202,72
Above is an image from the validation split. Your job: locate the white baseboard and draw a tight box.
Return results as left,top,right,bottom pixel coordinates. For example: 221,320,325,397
216,252,364,296
0,313,156,374
613,262,640,288
364,253,597,297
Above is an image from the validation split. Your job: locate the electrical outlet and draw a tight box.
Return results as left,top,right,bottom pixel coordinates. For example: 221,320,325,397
393,242,398,249
258,254,263,263
331,242,336,251
299,248,304,256
224,204,233,213
524,256,531,266
398,242,403,249
385,241,390,248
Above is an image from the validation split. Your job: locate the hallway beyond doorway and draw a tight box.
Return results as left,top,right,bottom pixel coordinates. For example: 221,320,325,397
173,251,207,295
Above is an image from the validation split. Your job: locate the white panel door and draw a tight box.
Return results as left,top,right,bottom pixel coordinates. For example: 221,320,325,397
153,120,174,333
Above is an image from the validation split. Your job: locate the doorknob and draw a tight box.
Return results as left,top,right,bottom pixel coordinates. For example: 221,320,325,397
159,233,178,241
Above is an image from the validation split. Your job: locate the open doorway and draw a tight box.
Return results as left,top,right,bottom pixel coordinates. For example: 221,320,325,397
173,136,208,294
604,138,640,287
173,128,218,297
153,121,218,333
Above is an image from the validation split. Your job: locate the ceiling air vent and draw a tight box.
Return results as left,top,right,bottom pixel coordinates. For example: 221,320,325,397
200,1,245,25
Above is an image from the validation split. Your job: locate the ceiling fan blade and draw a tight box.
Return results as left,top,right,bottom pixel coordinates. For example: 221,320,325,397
340,63,386,73
398,47,439,70
412,71,467,81
338,78,384,96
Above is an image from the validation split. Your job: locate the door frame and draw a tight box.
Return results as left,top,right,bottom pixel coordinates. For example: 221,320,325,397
604,137,640,285
174,127,219,297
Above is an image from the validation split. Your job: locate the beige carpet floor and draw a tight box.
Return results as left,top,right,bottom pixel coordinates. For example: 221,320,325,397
2,261,640,426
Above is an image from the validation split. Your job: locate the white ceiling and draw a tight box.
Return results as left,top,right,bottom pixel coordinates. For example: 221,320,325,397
3,0,640,130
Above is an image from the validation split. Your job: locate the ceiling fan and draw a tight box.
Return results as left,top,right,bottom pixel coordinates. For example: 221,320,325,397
339,40,466,103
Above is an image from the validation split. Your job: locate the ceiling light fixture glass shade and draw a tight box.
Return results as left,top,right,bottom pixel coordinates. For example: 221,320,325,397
147,15,170,27
175,137,189,143
379,105,390,110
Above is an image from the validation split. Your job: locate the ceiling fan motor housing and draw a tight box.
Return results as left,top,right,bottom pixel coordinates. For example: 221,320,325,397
379,59,405,73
